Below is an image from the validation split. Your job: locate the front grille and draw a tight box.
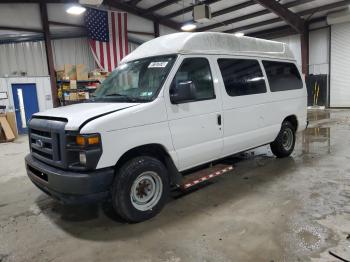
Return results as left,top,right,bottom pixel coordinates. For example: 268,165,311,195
28,117,67,168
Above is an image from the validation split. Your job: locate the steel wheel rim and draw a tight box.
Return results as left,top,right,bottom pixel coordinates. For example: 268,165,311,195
130,171,163,211
282,127,294,151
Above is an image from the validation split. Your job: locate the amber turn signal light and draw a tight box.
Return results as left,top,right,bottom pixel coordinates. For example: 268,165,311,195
76,134,100,146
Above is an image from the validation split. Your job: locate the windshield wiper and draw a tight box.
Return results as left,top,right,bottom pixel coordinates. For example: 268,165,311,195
96,94,151,103
104,93,127,97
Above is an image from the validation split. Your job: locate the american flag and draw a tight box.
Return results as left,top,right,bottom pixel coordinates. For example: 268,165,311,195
85,8,128,72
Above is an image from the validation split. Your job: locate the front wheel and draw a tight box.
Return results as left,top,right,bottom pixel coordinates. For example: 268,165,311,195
270,121,296,158
112,156,169,223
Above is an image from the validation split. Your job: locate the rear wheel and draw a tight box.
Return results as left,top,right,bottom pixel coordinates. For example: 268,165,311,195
270,121,296,158
112,156,169,223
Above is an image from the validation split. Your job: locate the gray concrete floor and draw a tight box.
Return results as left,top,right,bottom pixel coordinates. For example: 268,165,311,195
0,109,350,262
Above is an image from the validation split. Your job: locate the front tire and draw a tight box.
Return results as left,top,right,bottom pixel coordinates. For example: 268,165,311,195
112,156,169,223
270,121,296,158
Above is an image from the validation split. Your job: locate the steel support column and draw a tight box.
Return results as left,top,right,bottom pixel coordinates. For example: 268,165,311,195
40,3,59,107
301,27,309,75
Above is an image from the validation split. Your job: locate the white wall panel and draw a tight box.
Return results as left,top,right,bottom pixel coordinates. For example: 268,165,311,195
0,77,52,113
309,28,329,75
273,34,302,66
330,22,350,107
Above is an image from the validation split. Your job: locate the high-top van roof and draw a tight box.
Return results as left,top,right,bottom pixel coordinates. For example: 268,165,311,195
121,32,295,63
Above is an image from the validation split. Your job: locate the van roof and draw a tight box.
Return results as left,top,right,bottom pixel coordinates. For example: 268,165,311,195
121,32,295,63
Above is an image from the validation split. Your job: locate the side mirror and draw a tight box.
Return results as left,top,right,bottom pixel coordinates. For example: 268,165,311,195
170,81,196,104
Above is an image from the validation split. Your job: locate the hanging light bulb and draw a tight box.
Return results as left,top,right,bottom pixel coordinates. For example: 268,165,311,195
66,5,86,15
181,22,197,31
180,0,196,31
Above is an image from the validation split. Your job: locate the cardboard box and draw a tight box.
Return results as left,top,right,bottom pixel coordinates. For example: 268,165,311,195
56,69,64,81
70,80,77,90
56,64,77,80
0,115,15,142
69,93,78,101
76,64,89,81
77,92,89,100
6,112,17,138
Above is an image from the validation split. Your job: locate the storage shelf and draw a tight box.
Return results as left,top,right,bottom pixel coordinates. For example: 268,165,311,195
57,79,101,84
61,88,96,92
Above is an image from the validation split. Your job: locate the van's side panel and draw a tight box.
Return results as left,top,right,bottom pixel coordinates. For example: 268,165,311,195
81,98,178,169
260,59,307,138
214,56,307,159
213,55,275,157
164,55,224,171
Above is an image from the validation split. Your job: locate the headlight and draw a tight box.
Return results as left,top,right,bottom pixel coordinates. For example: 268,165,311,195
66,133,102,170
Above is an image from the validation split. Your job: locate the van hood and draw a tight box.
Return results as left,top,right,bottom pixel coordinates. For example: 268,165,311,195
33,102,140,130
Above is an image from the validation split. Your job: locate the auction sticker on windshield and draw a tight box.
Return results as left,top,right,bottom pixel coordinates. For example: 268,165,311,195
148,62,168,68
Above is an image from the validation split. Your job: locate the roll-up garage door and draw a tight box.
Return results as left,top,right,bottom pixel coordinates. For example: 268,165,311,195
330,22,350,107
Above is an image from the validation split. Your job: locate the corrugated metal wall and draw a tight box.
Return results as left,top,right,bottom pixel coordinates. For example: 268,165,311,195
0,37,140,77
52,37,96,71
0,41,48,77
309,28,329,75
330,22,350,107
273,35,302,67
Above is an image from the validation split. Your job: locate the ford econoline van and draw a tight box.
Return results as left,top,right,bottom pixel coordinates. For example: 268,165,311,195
25,32,307,222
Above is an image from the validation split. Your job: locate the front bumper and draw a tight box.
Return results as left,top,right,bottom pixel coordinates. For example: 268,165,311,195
25,154,115,204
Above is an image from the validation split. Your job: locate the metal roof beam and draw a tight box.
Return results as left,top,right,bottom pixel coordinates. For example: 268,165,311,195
106,0,180,30
224,0,350,34
145,0,179,14
248,25,295,39
253,0,305,33
0,26,43,33
128,0,143,7
198,0,314,32
211,1,256,18
161,0,222,20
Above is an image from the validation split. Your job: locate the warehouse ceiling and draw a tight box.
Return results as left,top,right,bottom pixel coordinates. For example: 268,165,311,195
0,0,348,41
111,0,349,37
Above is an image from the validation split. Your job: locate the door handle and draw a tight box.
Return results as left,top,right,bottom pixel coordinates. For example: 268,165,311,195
217,114,222,126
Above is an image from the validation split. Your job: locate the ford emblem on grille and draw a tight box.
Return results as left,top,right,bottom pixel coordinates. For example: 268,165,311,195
36,139,44,148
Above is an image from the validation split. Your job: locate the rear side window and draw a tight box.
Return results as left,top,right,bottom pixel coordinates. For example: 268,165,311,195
262,61,303,92
172,57,215,101
217,59,267,97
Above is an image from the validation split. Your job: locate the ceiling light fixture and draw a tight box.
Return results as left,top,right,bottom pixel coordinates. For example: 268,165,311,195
180,0,196,32
181,22,197,31
66,5,86,15
234,32,245,37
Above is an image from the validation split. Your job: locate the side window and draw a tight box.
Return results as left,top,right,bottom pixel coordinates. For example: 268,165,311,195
217,58,267,97
171,57,215,101
262,61,303,92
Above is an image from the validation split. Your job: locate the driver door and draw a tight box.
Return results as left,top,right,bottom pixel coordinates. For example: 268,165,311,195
165,56,223,171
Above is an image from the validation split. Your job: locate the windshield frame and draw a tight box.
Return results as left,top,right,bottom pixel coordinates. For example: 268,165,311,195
90,54,178,103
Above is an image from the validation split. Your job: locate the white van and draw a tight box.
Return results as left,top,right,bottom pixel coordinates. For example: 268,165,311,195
25,32,307,222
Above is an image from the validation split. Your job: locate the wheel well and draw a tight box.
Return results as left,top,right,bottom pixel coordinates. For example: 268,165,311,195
115,144,181,185
284,115,298,131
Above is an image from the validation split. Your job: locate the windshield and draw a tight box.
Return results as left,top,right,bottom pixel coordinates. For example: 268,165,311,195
91,55,177,103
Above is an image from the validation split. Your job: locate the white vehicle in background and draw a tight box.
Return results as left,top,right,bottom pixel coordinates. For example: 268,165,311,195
25,32,307,222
